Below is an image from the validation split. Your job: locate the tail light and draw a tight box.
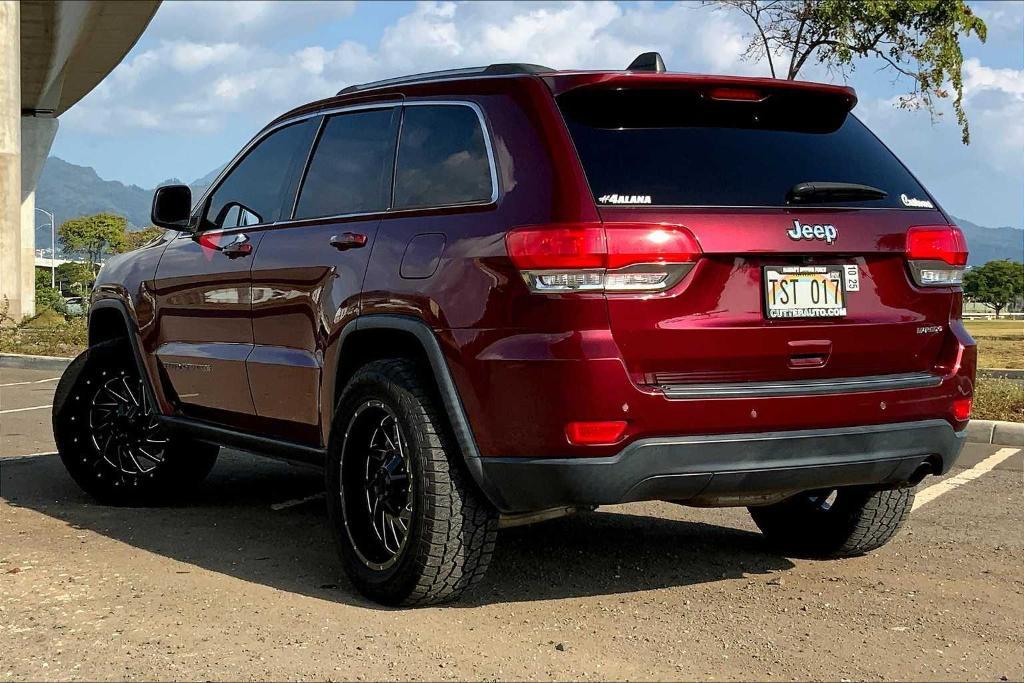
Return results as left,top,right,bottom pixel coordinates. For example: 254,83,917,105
565,420,627,446
506,223,701,293
953,397,972,422
906,225,968,287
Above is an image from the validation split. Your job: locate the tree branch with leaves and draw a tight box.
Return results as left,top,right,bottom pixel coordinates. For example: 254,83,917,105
58,213,128,273
711,0,987,143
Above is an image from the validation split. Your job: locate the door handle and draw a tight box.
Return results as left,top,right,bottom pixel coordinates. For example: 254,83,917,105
222,240,253,259
330,232,368,251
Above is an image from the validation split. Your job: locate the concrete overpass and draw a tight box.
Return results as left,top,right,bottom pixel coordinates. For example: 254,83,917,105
1,0,159,320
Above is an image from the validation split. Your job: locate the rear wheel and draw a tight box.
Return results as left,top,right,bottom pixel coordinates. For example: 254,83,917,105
326,359,498,606
53,341,219,505
749,486,913,557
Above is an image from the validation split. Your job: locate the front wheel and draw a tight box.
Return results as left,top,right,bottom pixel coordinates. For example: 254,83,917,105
326,359,498,606
52,341,219,505
749,486,914,558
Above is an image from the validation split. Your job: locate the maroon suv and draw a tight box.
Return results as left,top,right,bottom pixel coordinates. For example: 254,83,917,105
54,54,975,606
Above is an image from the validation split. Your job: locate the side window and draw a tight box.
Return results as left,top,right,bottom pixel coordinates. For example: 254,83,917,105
202,119,315,229
393,105,493,210
294,108,398,219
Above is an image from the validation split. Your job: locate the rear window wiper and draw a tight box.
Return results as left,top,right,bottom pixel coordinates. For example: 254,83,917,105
787,182,888,204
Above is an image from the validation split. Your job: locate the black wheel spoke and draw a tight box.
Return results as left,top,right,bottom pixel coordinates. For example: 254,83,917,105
121,377,140,407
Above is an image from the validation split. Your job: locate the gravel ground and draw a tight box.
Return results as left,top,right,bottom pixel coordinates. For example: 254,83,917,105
2,367,1022,681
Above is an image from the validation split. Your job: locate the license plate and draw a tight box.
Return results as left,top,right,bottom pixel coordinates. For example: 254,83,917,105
764,265,847,318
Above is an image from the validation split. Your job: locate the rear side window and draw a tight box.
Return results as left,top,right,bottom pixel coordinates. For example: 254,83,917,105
393,105,493,209
294,108,399,219
203,120,315,229
559,88,930,209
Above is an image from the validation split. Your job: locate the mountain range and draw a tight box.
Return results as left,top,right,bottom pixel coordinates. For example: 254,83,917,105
34,156,1023,265
35,157,221,244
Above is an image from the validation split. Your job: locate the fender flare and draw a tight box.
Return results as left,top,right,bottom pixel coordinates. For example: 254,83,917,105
88,299,162,413
333,315,493,501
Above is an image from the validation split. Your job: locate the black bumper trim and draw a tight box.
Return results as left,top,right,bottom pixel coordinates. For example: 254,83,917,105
476,420,964,513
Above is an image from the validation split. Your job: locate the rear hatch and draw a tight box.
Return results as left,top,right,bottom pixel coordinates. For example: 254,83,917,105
554,78,963,388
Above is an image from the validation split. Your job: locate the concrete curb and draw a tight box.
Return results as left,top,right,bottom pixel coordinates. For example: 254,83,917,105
978,368,1024,380
966,420,1024,447
0,352,72,372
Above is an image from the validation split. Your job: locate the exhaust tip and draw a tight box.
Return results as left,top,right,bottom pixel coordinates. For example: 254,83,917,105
907,456,942,487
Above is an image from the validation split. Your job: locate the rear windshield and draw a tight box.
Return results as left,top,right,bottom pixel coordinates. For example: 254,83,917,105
558,88,931,209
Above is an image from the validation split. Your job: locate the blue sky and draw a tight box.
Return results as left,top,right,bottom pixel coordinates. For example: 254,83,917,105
50,0,1024,228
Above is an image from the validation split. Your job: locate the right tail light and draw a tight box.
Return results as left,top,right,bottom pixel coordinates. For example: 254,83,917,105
506,222,701,293
905,225,968,287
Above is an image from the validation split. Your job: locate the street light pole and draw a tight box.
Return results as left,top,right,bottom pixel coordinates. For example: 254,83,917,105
35,207,55,288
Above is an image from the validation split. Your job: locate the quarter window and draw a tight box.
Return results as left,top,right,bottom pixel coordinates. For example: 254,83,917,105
294,108,399,219
393,105,493,209
202,119,315,229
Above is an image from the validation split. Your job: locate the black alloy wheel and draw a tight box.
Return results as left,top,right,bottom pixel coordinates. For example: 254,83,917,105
340,400,415,570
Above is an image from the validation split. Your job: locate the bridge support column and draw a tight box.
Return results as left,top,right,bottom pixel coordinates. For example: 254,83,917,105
0,0,27,321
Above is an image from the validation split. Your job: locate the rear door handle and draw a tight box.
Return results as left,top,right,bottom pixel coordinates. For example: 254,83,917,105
330,232,368,251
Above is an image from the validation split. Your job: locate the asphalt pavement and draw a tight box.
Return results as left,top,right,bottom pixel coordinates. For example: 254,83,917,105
2,366,1021,680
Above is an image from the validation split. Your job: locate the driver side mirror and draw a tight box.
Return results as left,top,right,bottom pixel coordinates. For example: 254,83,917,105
151,184,193,230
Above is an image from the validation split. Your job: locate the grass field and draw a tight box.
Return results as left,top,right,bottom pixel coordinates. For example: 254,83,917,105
965,319,1024,369
973,377,1024,423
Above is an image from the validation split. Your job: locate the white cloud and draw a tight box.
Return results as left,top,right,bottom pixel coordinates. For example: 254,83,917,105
963,58,1024,99
62,0,764,139
168,42,246,72
148,0,357,41
971,0,1024,40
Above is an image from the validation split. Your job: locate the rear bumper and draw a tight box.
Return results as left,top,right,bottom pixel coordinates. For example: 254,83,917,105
475,419,964,513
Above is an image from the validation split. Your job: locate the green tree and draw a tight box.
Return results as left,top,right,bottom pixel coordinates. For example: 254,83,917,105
712,0,987,143
35,268,51,290
58,213,128,271
33,268,64,313
125,226,165,251
56,261,96,295
963,260,1024,318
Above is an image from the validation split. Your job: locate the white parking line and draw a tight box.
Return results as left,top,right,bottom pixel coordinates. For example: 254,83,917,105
271,492,325,511
0,451,57,461
0,404,52,415
913,447,1021,511
0,377,60,388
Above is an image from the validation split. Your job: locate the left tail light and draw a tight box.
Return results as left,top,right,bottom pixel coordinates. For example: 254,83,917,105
906,225,968,287
506,222,701,293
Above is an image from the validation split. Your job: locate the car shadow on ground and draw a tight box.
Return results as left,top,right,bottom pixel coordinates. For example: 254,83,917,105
3,449,794,608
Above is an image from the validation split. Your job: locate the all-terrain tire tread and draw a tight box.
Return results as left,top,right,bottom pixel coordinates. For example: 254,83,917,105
334,359,497,606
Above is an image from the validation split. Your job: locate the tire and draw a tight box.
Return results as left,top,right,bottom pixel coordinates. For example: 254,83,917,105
326,358,498,606
52,340,219,505
749,486,914,558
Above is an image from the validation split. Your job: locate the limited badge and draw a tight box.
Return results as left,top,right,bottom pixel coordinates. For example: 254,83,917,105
843,264,860,291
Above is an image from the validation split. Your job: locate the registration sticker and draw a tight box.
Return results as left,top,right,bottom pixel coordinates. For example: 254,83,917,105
844,264,860,292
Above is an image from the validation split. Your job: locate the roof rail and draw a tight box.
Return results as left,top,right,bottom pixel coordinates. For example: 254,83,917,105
336,63,553,95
